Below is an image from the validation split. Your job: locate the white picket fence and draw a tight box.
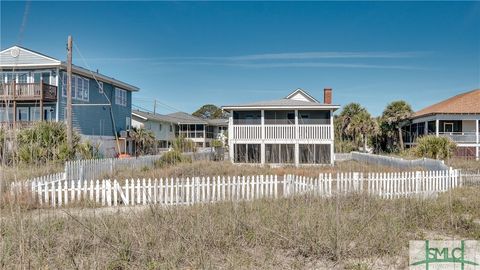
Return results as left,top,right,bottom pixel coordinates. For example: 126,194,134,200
10,169,460,208
65,155,163,182
24,175,279,207
283,170,460,199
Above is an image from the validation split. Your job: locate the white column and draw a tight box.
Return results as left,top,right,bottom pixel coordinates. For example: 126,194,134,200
435,118,439,137
294,110,299,167
228,111,234,163
424,121,428,135
203,125,206,148
330,109,334,165
55,68,60,122
261,110,265,165
476,119,479,160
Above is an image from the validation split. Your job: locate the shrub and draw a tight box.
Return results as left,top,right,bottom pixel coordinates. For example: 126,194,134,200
171,136,196,152
155,150,191,167
1,122,100,165
413,135,456,160
15,122,80,164
211,139,223,148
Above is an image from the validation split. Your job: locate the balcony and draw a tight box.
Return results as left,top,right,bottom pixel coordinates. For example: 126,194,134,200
0,82,57,101
232,124,332,142
438,132,479,144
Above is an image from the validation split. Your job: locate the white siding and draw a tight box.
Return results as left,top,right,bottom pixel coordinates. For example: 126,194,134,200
0,47,61,67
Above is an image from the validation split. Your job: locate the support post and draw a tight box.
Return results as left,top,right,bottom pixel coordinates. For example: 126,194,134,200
424,121,428,135
435,118,439,137
261,110,265,165
294,109,299,167
476,119,479,161
40,80,44,121
330,109,334,165
228,110,234,163
66,35,73,148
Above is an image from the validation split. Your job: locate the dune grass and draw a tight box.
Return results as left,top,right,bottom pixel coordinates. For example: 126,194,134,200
1,187,479,269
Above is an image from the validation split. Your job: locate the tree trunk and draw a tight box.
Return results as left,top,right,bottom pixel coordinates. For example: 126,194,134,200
363,135,368,153
398,127,404,150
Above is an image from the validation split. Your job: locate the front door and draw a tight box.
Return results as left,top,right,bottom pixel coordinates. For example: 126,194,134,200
444,123,454,133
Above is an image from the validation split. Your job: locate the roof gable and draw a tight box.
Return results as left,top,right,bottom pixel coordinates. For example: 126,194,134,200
0,46,61,67
285,88,319,103
414,89,480,118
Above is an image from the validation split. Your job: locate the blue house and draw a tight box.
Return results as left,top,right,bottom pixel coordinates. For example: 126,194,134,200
0,46,139,156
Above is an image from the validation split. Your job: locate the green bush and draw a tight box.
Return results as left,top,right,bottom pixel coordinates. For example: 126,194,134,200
1,122,99,165
171,136,196,153
155,150,191,167
211,139,223,148
15,122,79,164
413,135,456,160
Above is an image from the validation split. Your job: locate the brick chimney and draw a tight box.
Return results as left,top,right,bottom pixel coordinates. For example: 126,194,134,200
324,88,332,104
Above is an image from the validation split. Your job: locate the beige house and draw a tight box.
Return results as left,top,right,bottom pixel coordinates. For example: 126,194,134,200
132,110,228,149
402,89,480,160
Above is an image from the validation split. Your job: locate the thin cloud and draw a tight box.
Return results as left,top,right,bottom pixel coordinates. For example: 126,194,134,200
160,61,427,70
82,51,430,70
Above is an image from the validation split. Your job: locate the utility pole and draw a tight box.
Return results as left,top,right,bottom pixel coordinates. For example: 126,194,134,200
153,99,157,114
66,36,73,148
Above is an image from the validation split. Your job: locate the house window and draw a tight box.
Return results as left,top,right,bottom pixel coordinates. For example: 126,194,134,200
61,73,89,101
170,125,173,132
115,88,127,106
98,82,104,94
159,124,162,131
126,117,131,130
17,107,29,121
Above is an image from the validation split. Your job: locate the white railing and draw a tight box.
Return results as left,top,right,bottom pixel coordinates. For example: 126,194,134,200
298,125,331,141
10,169,460,208
233,125,262,141
264,125,296,140
65,155,163,182
232,124,332,141
438,132,479,143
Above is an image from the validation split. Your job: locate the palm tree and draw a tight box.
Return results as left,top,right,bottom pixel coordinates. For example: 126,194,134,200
338,103,365,142
381,101,413,151
348,110,378,152
337,103,377,152
131,128,156,156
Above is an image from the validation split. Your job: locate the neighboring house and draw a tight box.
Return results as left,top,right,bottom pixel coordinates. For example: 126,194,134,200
131,110,177,148
0,46,139,156
402,89,480,160
222,88,339,166
131,110,228,148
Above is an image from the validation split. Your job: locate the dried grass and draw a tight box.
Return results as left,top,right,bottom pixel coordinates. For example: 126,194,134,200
1,187,479,269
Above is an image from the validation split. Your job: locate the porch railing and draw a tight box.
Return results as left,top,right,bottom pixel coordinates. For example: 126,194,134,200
0,82,57,101
232,124,332,141
438,132,479,143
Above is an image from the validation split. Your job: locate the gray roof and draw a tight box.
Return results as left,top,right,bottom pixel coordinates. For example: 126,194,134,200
207,118,229,126
166,112,209,124
223,98,340,108
132,110,178,123
133,110,229,125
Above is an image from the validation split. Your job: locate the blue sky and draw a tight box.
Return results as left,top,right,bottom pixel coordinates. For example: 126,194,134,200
1,1,479,116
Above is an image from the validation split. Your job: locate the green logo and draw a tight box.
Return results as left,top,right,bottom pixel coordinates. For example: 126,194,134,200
411,240,479,270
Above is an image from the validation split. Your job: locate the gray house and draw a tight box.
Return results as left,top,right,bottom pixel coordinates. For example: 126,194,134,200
0,46,139,156
132,110,228,149
222,88,339,166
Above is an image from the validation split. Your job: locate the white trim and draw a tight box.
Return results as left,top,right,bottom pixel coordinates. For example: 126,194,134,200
285,88,320,103
0,46,61,64
222,105,340,110
443,122,454,132
131,112,148,120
